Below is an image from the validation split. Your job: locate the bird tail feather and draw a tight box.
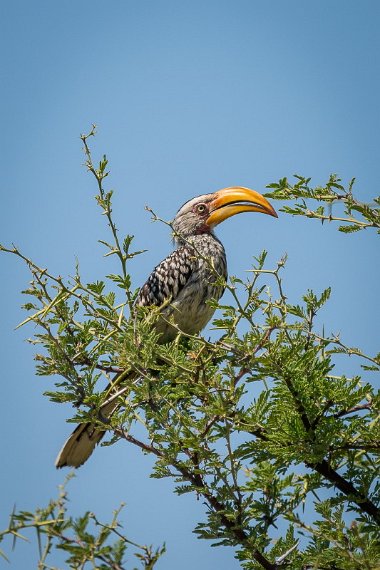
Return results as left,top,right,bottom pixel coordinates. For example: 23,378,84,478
55,385,132,468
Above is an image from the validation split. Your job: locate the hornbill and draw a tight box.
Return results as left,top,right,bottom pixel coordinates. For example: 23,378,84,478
56,187,277,468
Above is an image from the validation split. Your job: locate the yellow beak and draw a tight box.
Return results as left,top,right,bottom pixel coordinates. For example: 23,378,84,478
206,186,278,227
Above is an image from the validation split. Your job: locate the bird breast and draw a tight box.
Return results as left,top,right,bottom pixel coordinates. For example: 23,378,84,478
136,234,227,343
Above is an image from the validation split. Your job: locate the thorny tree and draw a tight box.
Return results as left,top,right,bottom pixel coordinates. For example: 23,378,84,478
1,128,379,569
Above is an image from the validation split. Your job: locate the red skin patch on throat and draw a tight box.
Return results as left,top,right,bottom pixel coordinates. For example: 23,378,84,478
195,223,211,234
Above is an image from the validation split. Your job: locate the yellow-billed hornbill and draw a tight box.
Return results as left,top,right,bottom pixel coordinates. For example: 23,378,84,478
56,187,277,468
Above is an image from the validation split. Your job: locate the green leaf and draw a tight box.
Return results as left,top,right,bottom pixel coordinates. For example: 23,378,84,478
338,224,363,233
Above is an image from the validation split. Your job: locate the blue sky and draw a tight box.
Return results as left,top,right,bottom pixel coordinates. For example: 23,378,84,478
1,1,379,568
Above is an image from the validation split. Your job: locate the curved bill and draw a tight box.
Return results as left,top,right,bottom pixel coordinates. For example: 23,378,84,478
206,186,278,227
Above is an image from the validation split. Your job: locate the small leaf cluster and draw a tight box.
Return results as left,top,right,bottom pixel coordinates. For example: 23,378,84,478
0,477,165,569
265,174,380,233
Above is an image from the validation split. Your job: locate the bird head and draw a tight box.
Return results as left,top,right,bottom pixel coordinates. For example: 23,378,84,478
172,186,277,241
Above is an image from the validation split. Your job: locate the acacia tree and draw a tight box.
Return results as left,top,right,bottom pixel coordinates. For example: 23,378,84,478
1,128,379,569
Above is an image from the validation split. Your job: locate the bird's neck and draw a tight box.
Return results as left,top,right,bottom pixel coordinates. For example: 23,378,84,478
174,230,221,249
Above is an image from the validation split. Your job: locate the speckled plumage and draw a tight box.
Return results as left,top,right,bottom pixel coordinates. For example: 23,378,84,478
136,234,227,342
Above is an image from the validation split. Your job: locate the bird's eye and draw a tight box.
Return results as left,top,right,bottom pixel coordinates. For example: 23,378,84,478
196,203,207,214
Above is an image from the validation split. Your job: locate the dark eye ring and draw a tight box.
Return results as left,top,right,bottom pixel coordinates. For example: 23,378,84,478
196,203,207,214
